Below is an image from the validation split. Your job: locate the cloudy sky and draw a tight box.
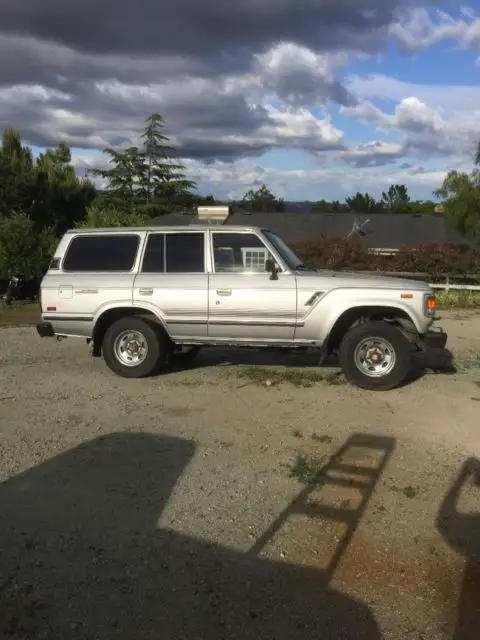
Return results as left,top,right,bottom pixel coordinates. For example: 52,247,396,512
1,1,479,201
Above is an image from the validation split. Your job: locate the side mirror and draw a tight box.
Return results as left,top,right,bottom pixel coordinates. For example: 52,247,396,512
265,257,279,280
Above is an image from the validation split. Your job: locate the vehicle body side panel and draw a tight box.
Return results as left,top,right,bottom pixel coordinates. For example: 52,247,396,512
295,286,431,344
41,273,135,337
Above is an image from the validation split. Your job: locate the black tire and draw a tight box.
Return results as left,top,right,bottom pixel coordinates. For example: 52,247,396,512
102,316,170,378
338,321,413,391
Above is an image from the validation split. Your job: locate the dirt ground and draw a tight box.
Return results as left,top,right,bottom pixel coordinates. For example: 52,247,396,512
0,309,479,639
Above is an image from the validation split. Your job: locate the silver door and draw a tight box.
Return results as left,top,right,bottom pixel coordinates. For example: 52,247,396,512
207,230,297,343
133,231,208,340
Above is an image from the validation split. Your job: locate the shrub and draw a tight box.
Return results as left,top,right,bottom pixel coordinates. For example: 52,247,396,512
0,211,57,279
78,201,149,228
291,236,480,275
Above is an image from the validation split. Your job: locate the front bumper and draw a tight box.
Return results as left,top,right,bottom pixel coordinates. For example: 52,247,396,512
36,322,55,338
414,328,452,370
419,328,448,350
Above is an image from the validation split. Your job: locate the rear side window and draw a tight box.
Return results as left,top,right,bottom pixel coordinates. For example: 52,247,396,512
62,235,140,272
141,232,205,273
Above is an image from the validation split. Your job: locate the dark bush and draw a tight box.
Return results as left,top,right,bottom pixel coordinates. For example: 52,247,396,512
291,236,480,275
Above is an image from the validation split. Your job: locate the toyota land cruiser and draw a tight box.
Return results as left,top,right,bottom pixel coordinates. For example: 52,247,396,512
36,224,448,390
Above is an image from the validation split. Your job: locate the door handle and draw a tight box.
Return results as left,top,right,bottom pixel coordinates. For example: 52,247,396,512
216,288,232,296
138,288,153,296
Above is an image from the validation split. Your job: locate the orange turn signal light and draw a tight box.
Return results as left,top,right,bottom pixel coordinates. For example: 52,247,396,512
425,295,436,311
400,293,413,299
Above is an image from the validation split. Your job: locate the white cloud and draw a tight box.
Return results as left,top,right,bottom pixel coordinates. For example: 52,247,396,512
390,7,480,53
342,76,480,162
1,2,478,202
337,140,404,167
71,150,448,202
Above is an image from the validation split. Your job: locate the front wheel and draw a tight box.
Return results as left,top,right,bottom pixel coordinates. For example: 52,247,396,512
338,321,413,391
102,316,169,378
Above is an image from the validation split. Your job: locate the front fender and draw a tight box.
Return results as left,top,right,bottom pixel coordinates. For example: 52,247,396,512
299,287,427,342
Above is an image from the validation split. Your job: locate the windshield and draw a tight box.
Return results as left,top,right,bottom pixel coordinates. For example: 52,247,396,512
263,230,304,270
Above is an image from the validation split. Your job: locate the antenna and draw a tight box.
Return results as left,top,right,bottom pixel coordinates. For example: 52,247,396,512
347,215,370,238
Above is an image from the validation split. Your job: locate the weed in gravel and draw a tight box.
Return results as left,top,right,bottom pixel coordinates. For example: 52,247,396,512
288,454,327,484
237,367,345,387
403,485,419,499
292,430,303,439
311,433,333,443
457,357,480,371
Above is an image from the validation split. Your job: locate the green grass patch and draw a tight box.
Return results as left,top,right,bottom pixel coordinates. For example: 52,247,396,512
237,366,345,387
288,454,327,485
456,358,480,371
311,433,333,444
0,302,40,327
436,290,480,309
403,485,419,499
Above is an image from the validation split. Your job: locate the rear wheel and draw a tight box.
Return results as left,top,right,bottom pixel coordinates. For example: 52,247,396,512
338,321,413,391
102,316,170,378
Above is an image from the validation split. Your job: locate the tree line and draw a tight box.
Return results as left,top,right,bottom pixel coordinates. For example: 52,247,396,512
0,111,479,280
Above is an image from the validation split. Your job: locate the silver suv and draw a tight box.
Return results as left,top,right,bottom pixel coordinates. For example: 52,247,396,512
36,224,448,390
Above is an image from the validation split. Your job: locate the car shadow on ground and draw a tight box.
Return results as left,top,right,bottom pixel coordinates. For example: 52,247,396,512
168,346,457,386
437,457,480,640
0,432,391,639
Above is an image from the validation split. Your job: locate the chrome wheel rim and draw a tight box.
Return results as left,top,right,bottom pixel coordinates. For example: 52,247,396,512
354,337,396,378
113,330,148,367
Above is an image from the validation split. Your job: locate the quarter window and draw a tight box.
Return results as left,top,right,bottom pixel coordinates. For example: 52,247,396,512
62,235,140,272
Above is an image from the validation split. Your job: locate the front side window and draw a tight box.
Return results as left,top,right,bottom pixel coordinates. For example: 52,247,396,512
262,230,302,270
212,233,270,273
63,234,140,272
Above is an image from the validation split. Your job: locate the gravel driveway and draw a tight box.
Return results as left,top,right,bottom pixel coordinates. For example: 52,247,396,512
0,311,479,639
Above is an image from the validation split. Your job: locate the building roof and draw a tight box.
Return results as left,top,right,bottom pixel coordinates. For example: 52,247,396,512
150,211,475,249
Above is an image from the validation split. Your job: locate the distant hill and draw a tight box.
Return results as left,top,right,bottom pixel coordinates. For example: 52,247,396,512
282,201,317,213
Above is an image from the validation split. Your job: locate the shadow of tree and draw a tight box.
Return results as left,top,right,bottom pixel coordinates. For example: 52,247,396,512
437,457,480,640
0,432,382,639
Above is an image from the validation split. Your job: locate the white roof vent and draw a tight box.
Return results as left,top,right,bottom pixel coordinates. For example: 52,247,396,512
197,206,231,224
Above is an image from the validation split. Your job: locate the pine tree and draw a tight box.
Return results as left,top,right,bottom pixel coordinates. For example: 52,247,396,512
91,147,143,207
139,113,196,207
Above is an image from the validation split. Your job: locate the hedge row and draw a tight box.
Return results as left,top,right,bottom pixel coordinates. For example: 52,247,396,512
291,236,480,276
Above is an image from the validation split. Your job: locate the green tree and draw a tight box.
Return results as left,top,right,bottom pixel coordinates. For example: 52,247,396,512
78,201,149,228
90,146,143,207
0,212,56,279
345,192,384,213
0,129,95,233
91,114,196,215
239,184,285,212
140,113,196,206
381,184,411,213
434,170,480,245
32,141,96,232
310,199,344,213
409,199,436,214
0,127,35,216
